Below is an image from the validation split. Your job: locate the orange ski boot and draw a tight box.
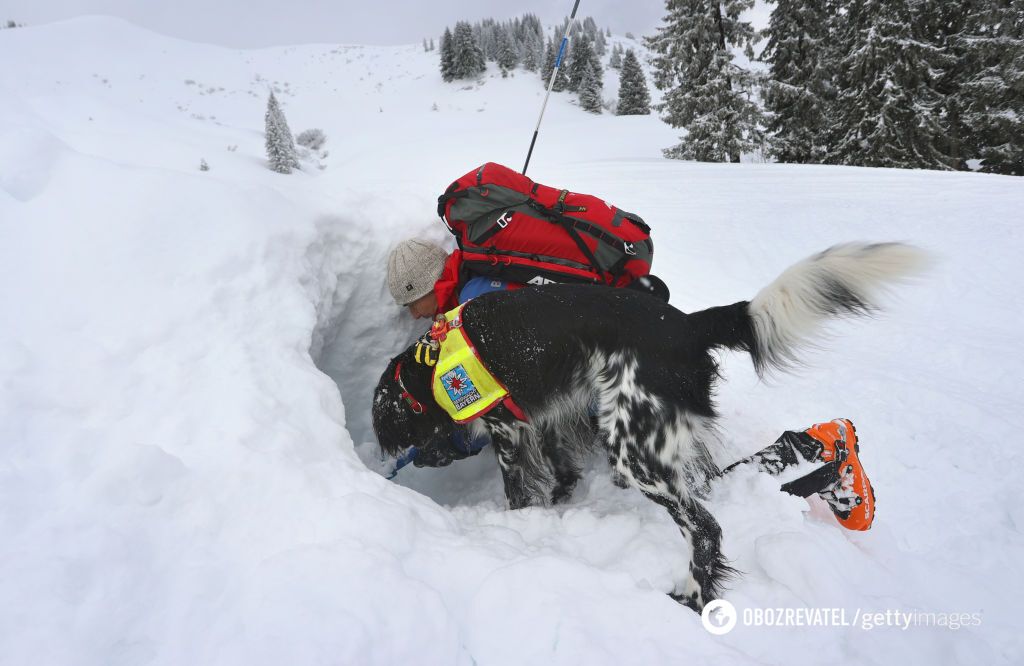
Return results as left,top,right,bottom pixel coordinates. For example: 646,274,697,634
805,419,876,531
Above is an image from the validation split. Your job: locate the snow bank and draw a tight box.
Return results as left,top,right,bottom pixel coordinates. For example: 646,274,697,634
2,17,1023,665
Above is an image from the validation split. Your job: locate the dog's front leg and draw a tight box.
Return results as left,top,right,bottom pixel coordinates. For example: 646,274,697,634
480,411,551,510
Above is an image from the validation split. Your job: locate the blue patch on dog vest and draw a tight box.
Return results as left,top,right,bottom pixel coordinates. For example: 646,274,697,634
440,365,482,411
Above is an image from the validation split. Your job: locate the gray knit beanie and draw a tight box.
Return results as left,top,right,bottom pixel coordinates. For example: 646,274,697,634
387,239,449,305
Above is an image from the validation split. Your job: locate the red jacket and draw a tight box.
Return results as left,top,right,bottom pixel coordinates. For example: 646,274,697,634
434,250,464,313
433,250,526,314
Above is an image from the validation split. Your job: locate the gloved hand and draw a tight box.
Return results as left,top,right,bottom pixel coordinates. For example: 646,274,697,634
412,429,489,468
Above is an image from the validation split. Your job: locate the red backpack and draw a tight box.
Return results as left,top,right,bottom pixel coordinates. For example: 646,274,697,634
436,163,653,287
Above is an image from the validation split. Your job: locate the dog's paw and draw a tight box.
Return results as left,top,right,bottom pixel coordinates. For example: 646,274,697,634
611,470,630,489
669,590,703,613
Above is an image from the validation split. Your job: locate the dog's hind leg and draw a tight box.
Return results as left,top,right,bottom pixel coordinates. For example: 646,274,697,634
628,478,736,612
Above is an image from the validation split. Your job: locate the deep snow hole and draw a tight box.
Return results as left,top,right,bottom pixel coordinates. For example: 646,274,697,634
305,218,507,505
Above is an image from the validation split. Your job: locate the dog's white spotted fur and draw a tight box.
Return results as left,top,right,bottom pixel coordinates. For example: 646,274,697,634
374,242,928,612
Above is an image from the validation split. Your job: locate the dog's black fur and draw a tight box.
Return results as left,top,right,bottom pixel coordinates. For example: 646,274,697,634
372,243,924,611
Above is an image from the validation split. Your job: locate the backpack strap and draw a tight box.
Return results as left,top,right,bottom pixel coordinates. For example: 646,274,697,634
558,218,606,277
526,199,609,280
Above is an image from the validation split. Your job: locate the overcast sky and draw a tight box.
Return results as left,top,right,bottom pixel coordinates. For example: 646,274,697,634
3,1,674,47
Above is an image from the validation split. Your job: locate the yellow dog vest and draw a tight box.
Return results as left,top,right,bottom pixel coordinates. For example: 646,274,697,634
422,304,512,423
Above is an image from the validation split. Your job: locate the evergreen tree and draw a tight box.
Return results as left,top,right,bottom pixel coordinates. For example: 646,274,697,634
440,27,455,82
264,92,298,174
610,44,623,69
521,33,542,72
647,0,763,163
761,0,831,163
542,38,557,83
429,38,435,51
496,27,519,72
452,21,486,79
567,35,595,91
579,60,604,113
824,0,954,170
617,49,651,115
957,0,1024,175
542,38,570,91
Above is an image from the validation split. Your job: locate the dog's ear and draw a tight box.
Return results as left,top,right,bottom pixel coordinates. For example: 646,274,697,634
372,348,452,457
372,353,412,457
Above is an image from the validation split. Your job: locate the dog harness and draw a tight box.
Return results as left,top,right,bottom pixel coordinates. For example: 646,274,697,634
413,304,526,423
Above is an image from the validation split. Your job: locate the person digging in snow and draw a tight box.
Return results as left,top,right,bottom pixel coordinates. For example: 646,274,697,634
382,238,875,531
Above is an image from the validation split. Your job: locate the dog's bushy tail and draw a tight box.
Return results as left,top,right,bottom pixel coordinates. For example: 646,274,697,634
747,242,929,375
690,243,929,376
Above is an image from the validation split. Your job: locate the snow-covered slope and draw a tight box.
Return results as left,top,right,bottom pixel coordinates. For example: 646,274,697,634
2,17,1022,666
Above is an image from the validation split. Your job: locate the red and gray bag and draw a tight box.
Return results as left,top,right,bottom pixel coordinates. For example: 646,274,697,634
436,162,653,287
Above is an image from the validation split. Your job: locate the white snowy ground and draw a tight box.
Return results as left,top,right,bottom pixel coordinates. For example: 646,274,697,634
2,17,1023,666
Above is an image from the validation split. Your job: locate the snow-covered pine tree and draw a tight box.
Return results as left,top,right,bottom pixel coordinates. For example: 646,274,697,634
521,33,542,72
542,38,570,92
647,0,763,163
429,38,435,51
521,13,543,41
452,21,486,79
579,60,604,113
567,35,595,92
440,28,455,82
824,0,955,170
617,49,651,115
610,45,623,69
915,2,973,170
474,20,496,61
761,0,830,163
541,38,557,84
497,27,519,73
594,29,607,56
423,38,429,52
264,92,298,174
956,0,1024,175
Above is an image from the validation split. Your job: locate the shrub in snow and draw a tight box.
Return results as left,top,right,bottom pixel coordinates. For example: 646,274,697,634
199,158,209,171
297,128,327,151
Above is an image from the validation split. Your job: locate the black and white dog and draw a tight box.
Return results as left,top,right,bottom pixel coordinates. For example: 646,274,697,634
372,243,925,611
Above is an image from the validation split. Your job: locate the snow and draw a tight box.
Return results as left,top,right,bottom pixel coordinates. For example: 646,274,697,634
3,16,1024,666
